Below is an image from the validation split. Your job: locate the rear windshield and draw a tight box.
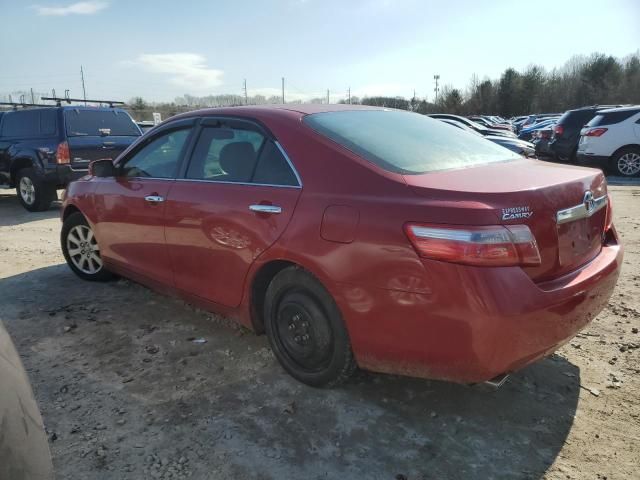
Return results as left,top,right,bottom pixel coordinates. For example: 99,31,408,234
304,110,519,174
64,109,140,137
588,109,640,127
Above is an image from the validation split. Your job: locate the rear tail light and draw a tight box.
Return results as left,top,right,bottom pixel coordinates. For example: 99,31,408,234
56,141,70,164
553,125,564,137
584,127,608,137
404,223,541,267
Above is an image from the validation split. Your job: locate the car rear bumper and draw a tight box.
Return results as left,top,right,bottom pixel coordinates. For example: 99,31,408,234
576,153,610,168
549,139,576,160
336,234,622,383
43,165,89,187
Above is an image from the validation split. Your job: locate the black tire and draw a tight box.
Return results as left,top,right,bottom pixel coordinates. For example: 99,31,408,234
264,266,357,387
61,212,113,281
611,147,640,177
16,168,56,212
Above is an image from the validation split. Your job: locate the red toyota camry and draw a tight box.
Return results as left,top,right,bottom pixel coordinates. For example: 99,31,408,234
60,105,622,387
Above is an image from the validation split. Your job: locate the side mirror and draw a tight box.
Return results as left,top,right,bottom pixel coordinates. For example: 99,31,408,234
89,159,116,178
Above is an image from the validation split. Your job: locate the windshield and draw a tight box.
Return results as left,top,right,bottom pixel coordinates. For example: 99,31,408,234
64,109,141,137
304,110,519,175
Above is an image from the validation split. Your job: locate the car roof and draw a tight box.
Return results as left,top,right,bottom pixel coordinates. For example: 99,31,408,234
174,103,386,122
3,106,127,113
595,105,640,114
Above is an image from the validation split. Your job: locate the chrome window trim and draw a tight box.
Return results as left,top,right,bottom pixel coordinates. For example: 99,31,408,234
173,178,301,189
556,194,607,225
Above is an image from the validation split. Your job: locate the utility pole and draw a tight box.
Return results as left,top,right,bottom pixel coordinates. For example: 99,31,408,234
433,74,440,103
30,88,35,104
348,87,351,104
80,65,87,105
243,79,248,105
282,77,285,104
327,89,330,104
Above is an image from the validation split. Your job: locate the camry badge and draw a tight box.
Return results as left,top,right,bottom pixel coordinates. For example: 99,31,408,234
583,191,595,213
501,206,533,221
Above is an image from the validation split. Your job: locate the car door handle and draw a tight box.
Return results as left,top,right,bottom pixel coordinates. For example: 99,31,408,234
144,195,165,203
249,204,282,214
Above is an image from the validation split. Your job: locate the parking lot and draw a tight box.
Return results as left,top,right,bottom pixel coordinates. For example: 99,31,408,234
0,183,638,480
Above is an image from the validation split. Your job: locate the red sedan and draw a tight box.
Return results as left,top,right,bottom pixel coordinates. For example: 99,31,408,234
60,105,622,387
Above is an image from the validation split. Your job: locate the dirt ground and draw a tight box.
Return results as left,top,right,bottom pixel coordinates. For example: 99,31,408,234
1,185,639,480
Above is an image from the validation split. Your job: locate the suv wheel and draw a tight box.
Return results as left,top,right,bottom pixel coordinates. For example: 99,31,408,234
264,266,357,387
613,147,640,177
16,168,56,212
61,212,113,281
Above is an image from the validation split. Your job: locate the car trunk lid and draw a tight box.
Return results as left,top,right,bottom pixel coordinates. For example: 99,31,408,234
403,158,607,281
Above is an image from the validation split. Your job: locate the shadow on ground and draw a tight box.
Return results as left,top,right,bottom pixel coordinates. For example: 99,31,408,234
2,265,580,480
0,192,61,227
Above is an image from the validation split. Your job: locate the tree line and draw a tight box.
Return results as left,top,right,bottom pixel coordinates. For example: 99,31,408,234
3,51,638,120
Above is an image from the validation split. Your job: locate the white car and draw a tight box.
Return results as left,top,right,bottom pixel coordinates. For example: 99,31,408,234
577,105,640,176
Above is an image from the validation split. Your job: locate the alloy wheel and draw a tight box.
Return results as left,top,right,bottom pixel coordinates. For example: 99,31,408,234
618,152,640,176
19,177,35,205
66,225,102,274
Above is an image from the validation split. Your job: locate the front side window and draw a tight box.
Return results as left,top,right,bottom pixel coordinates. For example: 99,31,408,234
121,128,190,179
305,110,519,174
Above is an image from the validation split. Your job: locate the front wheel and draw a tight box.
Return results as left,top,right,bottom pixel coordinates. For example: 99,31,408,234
612,147,640,177
264,267,356,387
61,212,113,281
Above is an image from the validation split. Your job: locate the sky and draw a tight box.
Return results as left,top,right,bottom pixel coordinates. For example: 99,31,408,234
0,0,638,103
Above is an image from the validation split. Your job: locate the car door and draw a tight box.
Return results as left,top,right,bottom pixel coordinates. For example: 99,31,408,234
164,117,302,307
93,119,196,286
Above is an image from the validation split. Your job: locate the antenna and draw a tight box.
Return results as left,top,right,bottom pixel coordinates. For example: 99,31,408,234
433,75,440,102
282,77,285,104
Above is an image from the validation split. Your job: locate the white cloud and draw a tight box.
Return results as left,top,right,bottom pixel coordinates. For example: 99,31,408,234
130,53,224,92
32,1,108,16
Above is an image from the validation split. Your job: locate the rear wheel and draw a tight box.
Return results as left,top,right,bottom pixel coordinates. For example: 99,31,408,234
612,147,640,177
16,168,56,212
264,267,356,387
61,212,113,281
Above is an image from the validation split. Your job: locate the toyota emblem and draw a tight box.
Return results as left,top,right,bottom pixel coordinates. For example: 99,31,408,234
583,191,595,213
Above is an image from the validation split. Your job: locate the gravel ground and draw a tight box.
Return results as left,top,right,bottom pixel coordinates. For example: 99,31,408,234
1,185,639,480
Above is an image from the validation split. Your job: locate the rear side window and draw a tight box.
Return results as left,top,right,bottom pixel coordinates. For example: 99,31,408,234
304,110,519,175
588,110,640,127
1,110,39,137
186,127,265,182
64,109,140,137
186,126,299,186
